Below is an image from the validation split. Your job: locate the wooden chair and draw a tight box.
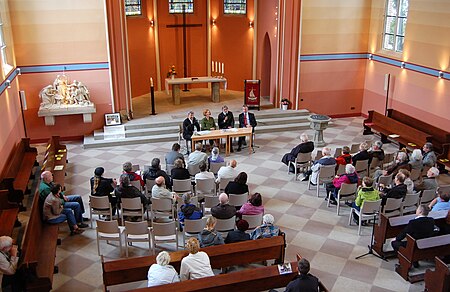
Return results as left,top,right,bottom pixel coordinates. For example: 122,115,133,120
329,183,358,215
151,221,178,254
308,165,336,197
96,220,124,256
124,221,151,257
288,152,312,180
349,199,382,235
89,195,112,228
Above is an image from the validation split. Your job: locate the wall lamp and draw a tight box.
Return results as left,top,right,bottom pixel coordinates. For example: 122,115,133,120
368,54,373,60
400,61,406,69
150,19,154,27
5,80,11,88
249,21,253,28
211,19,216,26
438,71,444,78
16,68,21,75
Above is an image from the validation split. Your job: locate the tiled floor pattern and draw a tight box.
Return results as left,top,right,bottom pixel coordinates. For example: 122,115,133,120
23,114,446,292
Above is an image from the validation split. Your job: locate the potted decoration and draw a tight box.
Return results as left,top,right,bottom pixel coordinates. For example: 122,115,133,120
167,65,177,79
281,98,290,110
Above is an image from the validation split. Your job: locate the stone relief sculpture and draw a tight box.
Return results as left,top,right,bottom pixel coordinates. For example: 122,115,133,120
39,75,92,108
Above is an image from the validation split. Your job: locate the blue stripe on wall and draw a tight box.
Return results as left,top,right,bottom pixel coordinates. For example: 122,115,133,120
0,68,20,95
300,53,448,80
20,62,109,73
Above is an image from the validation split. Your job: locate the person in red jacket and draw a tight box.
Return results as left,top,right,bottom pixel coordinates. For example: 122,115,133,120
326,164,359,205
335,146,352,166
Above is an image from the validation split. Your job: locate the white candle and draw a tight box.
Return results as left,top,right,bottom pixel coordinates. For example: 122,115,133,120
215,62,218,73
150,77,153,87
222,63,224,74
211,61,214,73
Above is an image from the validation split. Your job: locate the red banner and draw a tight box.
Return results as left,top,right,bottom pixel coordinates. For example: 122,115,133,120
244,80,260,110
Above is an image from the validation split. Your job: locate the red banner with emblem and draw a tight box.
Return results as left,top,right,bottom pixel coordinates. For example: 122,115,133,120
244,80,260,110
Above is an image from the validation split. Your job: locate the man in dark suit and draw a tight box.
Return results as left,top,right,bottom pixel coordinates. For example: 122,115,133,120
281,133,315,172
237,104,257,152
182,111,200,154
218,105,235,152
380,172,408,205
391,204,436,252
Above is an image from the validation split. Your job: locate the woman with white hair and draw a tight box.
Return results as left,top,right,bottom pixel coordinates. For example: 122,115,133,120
0,236,20,290
208,147,224,167
409,149,423,170
250,214,280,240
281,133,314,171
325,164,359,205
147,251,179,287
373,151,411,181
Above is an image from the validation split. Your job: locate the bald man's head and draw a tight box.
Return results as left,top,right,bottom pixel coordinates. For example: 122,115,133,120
229,160,237,168
219,193,229,205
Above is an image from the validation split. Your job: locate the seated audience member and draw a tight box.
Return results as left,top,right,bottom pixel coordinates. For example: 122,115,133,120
180,238,214,281
409,149,423,171
218,105,235,153
224,172,249,195
391,205,437,252
198,216,224,248
143,158,171,189
225,219,250,244
171,158,190,180
147,251,180,287
39,170,88,225
208,147,224,167
115,174,149,206
373,151,411,181
335,146,352,166
380,173,408,205
302,147,336,184
178,193,203,228
237,192,264,217
281,133,314,172
368,141,385,164
347,177,380,223
285,258,325,292
422,142,437,167
122,161,145,187
182,111,201,154
429,191,450,211
165,142,184,165
188,143,208,166
352,142,370,166
195,161,215,181
90,167,118,215
251,214,280,240
44,184,85,235
200,108,217,146
326,164,359,205
398,169,414,194
151,176,175,200
415,167,439,192
0,236,24,291
216,159,238,183
211,193,236,219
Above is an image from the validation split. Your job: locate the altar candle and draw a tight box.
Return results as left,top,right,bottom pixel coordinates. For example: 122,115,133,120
150,77,153,87
216,62,218,73
222,63,224,74
211,61,214,72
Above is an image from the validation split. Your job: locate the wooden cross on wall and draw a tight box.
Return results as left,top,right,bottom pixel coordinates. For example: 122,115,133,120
166,4,202,91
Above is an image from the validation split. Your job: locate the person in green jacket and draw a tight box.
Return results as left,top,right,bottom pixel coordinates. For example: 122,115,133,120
200,109,217,147
347,176,380,223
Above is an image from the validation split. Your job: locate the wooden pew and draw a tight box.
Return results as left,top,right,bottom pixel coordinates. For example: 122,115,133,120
373,211,448,259
424,257,450,292
21,187,60,291
102,235,286,291
41,136,67,187
0,190,19,236
396,234,450,283
437,144,450,170
363,111,432,150
0,138,38,206
126,261,299,292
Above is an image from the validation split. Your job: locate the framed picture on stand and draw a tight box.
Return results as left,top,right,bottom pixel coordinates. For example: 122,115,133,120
105,113,122,126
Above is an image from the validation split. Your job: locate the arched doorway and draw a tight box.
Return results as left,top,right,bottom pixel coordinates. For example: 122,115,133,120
261,32,272,105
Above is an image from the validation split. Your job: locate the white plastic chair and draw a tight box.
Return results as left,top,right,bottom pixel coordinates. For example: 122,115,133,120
124,221,151,257
145,179,156,197
130,180,143,192
288,152,312,180
188,163,201,177
210,161,226,175
120,197,145,223
382,197,403,218
377,174,393,190
96,220,124,256
401,192,420,215
314,150,323,161
437,185,450,194
369,157,382,175
355,160,369,177
410,168,422,182
215,216,236,237
382,153,395,169
151,221,178,254
348,199,382,235
228,193,248,208
242,213,263,231
336,164,346,176
218,177,233,192
195,178,216,197
172,178,192,194
350,144,360,154
328,183,358,215
202,195,219,214
182,217,207,245
175,194,199,212
151,197,174,221
308,165,336,197
166,163,175,174
89,195,112,228
420,189,436,205
132,164,140,172
334,147,342,158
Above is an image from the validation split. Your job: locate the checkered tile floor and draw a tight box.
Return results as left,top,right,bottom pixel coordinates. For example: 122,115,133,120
24,116,429,292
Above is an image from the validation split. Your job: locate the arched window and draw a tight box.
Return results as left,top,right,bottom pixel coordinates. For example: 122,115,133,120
383,0,409,52
0,15,12,75
224,0,247,15
125,0,142,16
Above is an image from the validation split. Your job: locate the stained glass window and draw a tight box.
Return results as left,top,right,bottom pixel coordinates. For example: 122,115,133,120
125,0,142,16
169,0,194,14
224,0,246,15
